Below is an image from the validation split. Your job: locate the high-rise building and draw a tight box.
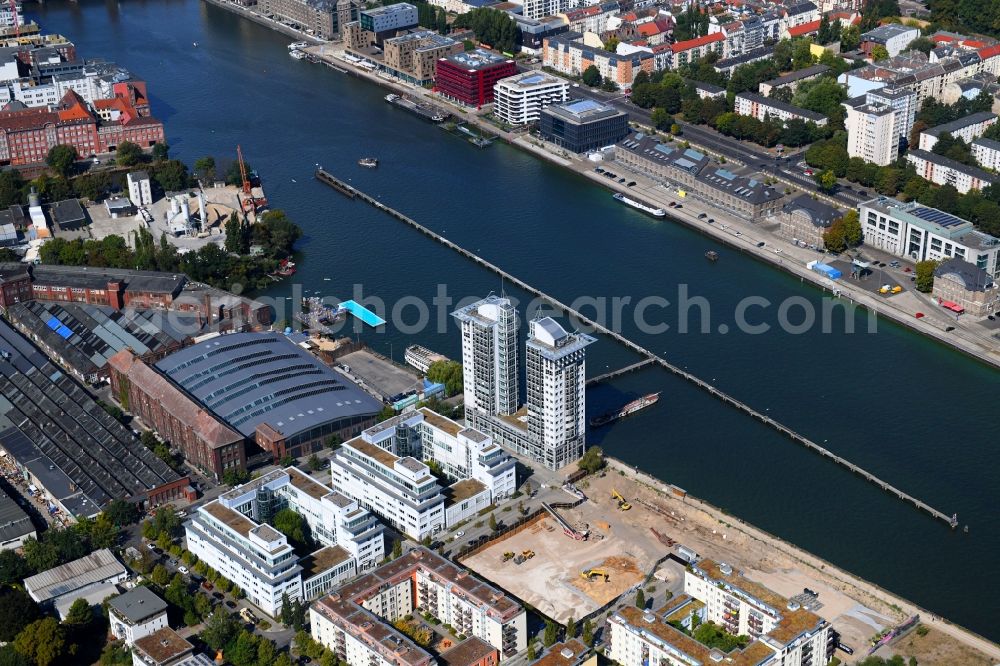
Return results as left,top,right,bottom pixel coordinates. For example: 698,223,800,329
453,299,595,470
525,317,594,470
452,295,519,422
843,87,917,165
493,72,569,126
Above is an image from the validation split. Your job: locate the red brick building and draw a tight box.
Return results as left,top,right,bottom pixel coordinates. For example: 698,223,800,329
108,349,247,481
435,49,517,107
0,89,165,166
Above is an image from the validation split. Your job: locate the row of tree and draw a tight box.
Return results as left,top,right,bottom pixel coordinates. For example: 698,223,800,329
451,8,518,54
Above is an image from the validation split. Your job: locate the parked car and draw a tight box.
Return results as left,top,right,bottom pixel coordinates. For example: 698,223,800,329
756,241,765,248
698,213,707,219
225,600,237,609
146,542,157,551
455,530,465,537
178,565,189,575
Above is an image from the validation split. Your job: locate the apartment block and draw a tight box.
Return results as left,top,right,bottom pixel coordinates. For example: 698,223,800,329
108,586,168,646
259,0,355,40
493,72,569,126
844,101,898,165
734,92,828,126
861,23,920,58
311,548,526,663
452,294,519,420
541,32,653,89
906,148,1000,193
859,197,1000,278
184,467,378,616
608,561,832,666
972,136,1000,169
918,111,998,150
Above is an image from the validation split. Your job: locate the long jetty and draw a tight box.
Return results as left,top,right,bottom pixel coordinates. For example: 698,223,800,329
586,358,656,386
315,169,960,529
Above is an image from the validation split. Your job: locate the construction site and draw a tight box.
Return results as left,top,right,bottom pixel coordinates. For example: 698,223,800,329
460,477,674,623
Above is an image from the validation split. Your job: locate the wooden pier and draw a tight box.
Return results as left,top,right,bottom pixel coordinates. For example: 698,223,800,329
586,358,656,386
315,169,960,529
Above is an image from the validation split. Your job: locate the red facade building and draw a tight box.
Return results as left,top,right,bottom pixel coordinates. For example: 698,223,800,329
434,49,517,107
0,89,165,166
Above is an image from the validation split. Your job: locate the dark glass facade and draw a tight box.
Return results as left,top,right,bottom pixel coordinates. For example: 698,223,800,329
539,105,629,153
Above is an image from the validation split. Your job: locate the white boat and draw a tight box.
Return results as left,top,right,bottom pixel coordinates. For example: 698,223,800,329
288,41,309,50
290,50,306,60
613,192,666,217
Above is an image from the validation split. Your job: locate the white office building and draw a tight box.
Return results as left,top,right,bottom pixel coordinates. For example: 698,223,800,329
607,560,832,666
311,548,527,664
452,295,519,421
859,197,1000,278
918,111,998,151
331,435,447,541
108,586,169,646
493,72,570,126
184,468,378,616
127,170,153,206
359,3,418,33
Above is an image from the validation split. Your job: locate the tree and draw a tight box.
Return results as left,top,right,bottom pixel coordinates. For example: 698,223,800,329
46,144,77,177
651,107,672,130
0,550,30,586
915,259,938,292
73,171,112,202
565,615,576,638
225,212,243,253
13,618,65,666
151,159,191,192
905,36,935,54
194,156,217,183
201,611,242,651
578,445,604,474
581,65,601,87
842,209,863,247
151,142,170,161
581,619,594,646
64,598,93,626
426,360,463,396
273,509,313,553
527,643,537,660
488,513,498,532
816,169,838,193
0,587,41,641
115,140,143,167
392,539,403,559
307,454,323,471
151,564,171,586
543,620,558,647
280,592,293,625
635,589,646,609
104,499,140,527
871,44,890,62
22,537,59,573
840,24,861,51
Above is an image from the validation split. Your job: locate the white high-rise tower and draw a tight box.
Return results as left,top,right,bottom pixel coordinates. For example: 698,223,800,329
451,295,519,423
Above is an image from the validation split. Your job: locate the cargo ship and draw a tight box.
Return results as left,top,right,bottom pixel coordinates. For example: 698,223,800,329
589,392,660,428
612,193,666,217
385,93,448,122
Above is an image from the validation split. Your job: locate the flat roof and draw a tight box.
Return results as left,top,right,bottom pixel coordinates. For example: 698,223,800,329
108,585,168,623
133,627,194,664
446,479,487,504
0,486,33,544
156,332,381,439
13,263,185,296
300,545,352,578
441,48,511,70
287,466,331,501
531,640,588,666
440,637,498,666
418,407,461,436
202,501,257,538
345,437,400,468
544,98,624,123
23,548,125,602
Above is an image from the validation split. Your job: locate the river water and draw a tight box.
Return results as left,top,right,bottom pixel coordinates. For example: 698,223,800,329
31,0,998,640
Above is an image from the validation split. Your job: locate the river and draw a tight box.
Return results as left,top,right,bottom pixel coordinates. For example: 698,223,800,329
30,0,999,641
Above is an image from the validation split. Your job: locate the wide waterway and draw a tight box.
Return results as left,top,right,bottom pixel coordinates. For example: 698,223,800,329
32,0,998,641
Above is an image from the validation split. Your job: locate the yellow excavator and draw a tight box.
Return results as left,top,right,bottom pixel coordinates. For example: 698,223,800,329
502,551,515,561
612,489,632,511
522,550,535,559
581,568,610,582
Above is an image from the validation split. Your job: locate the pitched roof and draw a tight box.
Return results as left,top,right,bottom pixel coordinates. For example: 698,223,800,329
670,32,723,53
787,19,821,37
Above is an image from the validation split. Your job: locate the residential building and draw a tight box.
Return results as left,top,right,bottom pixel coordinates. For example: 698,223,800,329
454,297,596,470
557,2,620,34
330,433,447,540
932,257,999,316
972,136,1000,169
607,561,833,666
359,3,418,35
404,345,450,374
691,80,726,100
493,71,569,126
0,486,34,550
530,640,591,666
127,170,153,206
713,47,773,77
132,627,215,666
866,86,917,149
906,148,1000,193
758,64,831,96
541,32,653,88
453,294,519,419
842,49,1000,106
782,18,821,40
259,0,356,40
383,30,462,85
108,586,169,646
24,549,128,618
709,13,781,60
666,33,724,70
859,197,1000,277
918,111,998,150
779,194,842,249
781,1,820,30
734,92,828,126
513,15,569,54
539,98,629,153
435,50,517,107
861,23,920,58
440,637,501,666
310,548,527,662
0,89,165,166
184,471,367,616
844,99,899,165
941,72,1000,108
614,132,785,222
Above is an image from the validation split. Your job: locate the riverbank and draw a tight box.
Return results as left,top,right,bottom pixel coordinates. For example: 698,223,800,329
200,0,323,42
603,455,1000,664
301,45,1000,371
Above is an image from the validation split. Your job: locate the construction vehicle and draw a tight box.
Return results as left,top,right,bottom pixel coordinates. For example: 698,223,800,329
612,489,632,511
521,550,535,559
236,145,268,213
502,551,515,562
581,568,609,582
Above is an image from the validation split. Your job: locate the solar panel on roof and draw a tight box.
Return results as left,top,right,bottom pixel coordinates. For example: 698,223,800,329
912,206,966,228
